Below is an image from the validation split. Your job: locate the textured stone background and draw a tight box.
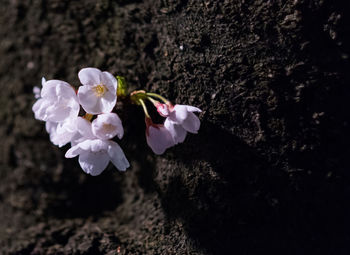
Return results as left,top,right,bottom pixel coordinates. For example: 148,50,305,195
1,0,350,254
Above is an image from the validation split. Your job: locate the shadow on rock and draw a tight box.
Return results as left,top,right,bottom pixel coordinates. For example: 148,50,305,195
42,160,124,219
158,122,350,254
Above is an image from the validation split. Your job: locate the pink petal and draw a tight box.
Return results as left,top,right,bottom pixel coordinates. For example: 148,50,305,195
156,103,170,117
164,118,187,144
185,105,202,113
181,112,200,133
146,125,175,155
172,105,189,123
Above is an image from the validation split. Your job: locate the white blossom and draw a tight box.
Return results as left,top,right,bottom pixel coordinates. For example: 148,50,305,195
32,79,80,122
77,68,118,114
92,113,124,140
65,139,130,176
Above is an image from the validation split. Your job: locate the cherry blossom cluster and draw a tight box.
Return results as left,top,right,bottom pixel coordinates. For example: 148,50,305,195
32,67,201,176
130,91,201,155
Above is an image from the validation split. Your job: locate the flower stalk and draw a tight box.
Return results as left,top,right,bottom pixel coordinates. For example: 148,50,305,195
146,92,169,104
138,98,150,118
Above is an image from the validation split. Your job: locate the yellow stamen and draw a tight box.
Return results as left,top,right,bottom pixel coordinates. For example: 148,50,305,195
93,84,108,97
84,113,93,121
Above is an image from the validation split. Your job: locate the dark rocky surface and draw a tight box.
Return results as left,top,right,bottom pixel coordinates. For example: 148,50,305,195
1,0,350,254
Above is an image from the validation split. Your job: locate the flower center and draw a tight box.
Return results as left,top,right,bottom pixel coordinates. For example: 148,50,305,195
102,123,116,133
93,84,108,97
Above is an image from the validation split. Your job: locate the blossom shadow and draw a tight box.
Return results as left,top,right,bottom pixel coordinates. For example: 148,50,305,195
158,122,350,254
42,160,124,219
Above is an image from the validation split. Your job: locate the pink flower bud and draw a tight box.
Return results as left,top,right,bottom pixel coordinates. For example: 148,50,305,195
145,117,175,155
156,103,170,117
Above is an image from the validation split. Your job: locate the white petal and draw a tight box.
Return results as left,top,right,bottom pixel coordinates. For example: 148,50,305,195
57,134,74,147
77,117,95,139
78,68,101,86
146,125,175,155
35,80,79,123
40,80,57,99
45,121,60,146
65,145,83,158
78,85,100,114
78,151,110,176
164,118,187,144
70,133,84,146
76,139,94,151
101,71,118,93
59,117,78,133
90,139,109,152
54,121,78,147
38,100,55,121
99,92,116,113
181,112,201,133
45,121,57,134
46,104,71,122
67,100,80,120
32,98,43,112
32,98,45,120
55,82,77,99
107,141,130,171
41,77,46,86
49,135,60,147
41,80,72,99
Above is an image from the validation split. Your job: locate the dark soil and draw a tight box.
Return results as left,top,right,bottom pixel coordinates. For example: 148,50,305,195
1,0,350,254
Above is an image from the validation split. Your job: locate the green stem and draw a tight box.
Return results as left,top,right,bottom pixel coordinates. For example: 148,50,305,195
146,96,159,105
139,99,150,118
146,93,168,103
